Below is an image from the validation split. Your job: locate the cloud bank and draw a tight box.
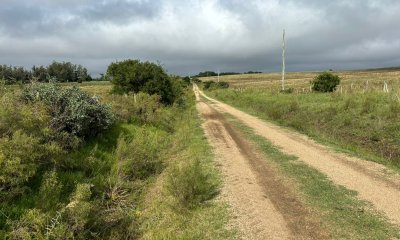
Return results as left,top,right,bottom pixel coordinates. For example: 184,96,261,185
1,0,399,75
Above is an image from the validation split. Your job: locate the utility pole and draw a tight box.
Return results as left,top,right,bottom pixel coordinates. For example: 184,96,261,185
282,29,286,91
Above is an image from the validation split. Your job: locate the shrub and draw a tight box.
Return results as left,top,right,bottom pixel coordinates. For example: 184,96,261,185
115,129,166,180
64,183,93,234
166,159,219,209
203,81,230,90
9,209,48,239
107,59,176,104
108,92,162,124
280,88,294,94
0,131,61,200
387,98,400,118
22,83,114,146
0,132,39,200
0,88,50,138
37,171,62,212
361,95,377,114
192,78,202,84
217,81,229,89
203,80,215,90
311,72,341,92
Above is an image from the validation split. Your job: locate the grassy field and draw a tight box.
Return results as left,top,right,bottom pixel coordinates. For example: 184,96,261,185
201,69,400,94
0,81,233,239
203,69,400,170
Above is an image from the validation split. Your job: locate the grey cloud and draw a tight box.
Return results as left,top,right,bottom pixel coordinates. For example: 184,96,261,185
0,0,400,75
81,0,162,24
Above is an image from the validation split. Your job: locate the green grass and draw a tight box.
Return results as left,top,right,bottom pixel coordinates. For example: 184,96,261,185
207,89,400,171
138,94,236,240
227,115,400,239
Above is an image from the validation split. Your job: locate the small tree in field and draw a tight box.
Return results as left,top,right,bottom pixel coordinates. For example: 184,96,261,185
311,72,341,92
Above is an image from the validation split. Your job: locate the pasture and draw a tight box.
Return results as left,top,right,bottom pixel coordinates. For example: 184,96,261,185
201,68,400,94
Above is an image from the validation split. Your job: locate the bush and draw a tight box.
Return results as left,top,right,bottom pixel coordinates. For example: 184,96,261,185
9,209,48,239
203,81,229,90
108,92,162,124
166,159,219,209
280,88,294,94
37,171,62,212
311,72,341,92
0,88,50,138
107,59,177,104
217,81,229,89
115,128,166,180
203,80,215,90
192,78,202,84
0,131,63,200
22,83,114,146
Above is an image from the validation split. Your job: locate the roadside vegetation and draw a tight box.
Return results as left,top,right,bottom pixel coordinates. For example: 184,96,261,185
206,88,400,170
0,59,232,239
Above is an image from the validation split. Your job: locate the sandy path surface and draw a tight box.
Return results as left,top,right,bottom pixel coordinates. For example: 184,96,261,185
194,86,328,239
195,85,400,225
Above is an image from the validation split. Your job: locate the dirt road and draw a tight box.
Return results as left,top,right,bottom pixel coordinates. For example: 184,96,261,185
194,85,329,239
194,85,400,227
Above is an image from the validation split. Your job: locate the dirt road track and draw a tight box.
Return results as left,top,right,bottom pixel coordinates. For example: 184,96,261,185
194,85,400,226
194,86,329,239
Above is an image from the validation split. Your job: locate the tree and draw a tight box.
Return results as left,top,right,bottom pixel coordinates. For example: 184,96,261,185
311,72,341,92
107,59,176,104
32,66,48,82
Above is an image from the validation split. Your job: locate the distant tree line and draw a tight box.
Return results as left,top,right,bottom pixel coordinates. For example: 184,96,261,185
194,70,262,77
0,61,93,84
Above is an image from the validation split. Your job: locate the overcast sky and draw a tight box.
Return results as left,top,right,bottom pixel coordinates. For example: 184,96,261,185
1,0,400,76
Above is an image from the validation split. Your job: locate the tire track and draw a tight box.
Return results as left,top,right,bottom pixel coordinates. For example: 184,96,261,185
194,85,329,239
196,85,400,225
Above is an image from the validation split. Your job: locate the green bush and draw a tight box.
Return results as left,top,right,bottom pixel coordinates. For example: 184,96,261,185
166,159,219,209
22,83,114,146
107,59,177,104
203,81,229,90
280,88,294,94
192,78,202,84
311,72,341,92
108,92,162,124
217,81,229,89
115,128,166,180
9,209,48,239
0,131,63,200
37,171,62,212
0,88,50,138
